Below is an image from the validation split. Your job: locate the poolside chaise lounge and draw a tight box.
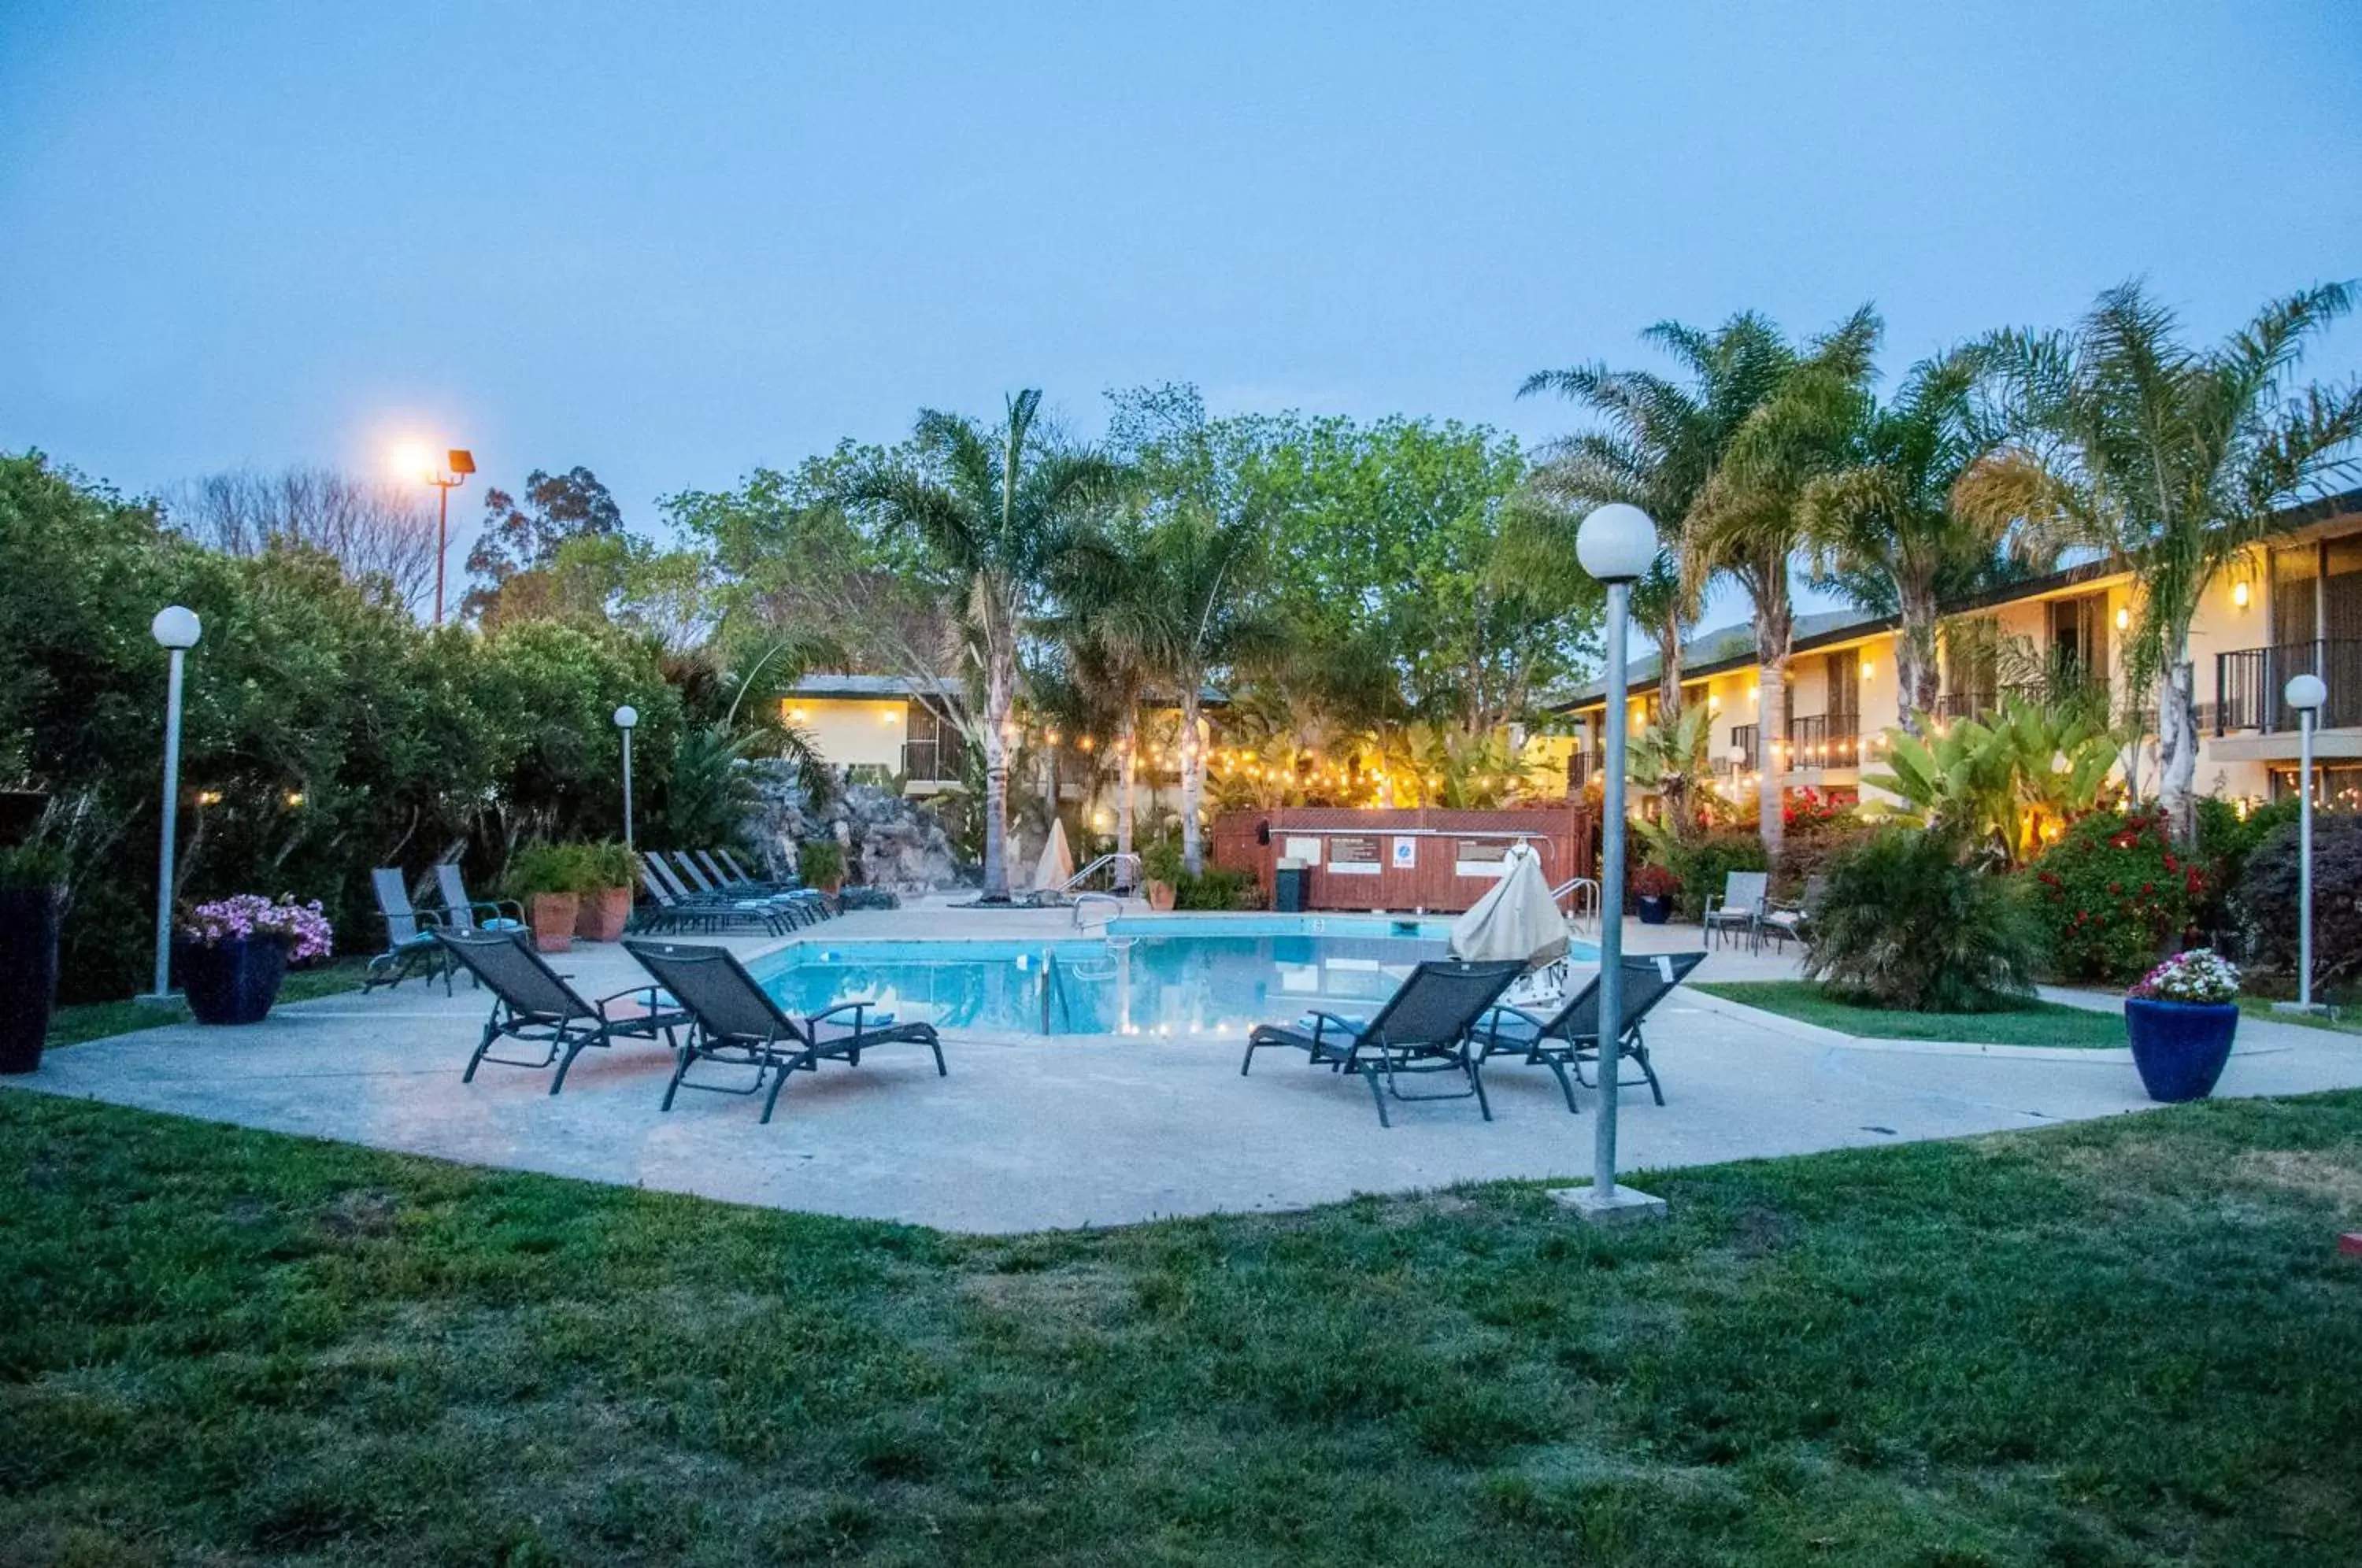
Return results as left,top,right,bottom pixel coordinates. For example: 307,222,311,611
622,938,946,1124
435,927,687,1093
646,852,823,929
1475,951,1705,1112
362,867,453,994
1241,958,1526,1127
634,860,791,936
432,862,526,935
662,849,832,923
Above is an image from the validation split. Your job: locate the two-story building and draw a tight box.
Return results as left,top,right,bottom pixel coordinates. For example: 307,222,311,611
1560,489,2362,812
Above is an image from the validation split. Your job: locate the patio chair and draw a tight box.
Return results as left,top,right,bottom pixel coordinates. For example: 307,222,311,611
1758,876,1825,955
362,867,453,993
435,927,687,1093
432,862,526,935
622,938,946,1123
634,862,789,937
659,850,829,926
697,849,833,919
1476,951,1705,1112
1701,871,1770,952
1241,958,1526,1127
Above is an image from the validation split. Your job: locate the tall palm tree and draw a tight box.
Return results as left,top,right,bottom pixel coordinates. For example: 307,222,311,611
1686,305,1881,856
1796,345,2011,733
846,391,1125,900
1518,315,1798,718
1959,280,2362,841
1096,507,1282,875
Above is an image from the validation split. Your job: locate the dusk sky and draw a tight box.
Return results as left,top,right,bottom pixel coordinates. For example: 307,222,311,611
4,2,2357,625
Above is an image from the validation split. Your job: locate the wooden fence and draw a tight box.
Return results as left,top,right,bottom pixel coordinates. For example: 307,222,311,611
1209,806,1594,914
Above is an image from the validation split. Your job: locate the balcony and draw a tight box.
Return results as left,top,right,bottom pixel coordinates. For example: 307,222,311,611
2215,641,2362,734
1785,713,1862,768
1726,724,1760,774
900,737,968,786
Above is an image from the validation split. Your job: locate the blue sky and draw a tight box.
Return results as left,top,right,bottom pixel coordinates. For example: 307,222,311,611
3,2,2357,627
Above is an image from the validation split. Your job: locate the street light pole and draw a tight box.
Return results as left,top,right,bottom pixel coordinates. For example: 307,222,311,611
614,706,639,850
1561,504,1667,1227
141,606,202,1005
418,448,476,626
2280,674,2327,1014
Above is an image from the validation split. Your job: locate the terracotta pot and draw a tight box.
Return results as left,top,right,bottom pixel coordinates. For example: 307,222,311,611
573,886,631,942
528,892,579,953
1145,879,1177,912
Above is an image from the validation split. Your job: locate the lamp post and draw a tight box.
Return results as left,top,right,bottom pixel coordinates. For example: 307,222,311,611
2279,673,2328,1014
614,705,639,850
1560,503,1667,1227
140,606,202,1005
412,447,476,626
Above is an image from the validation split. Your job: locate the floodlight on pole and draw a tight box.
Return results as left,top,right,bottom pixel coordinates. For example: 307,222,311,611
614,705,639,851
398,445,476,626
1558,504,1666,1228
140,606,202,1005
2282,673,2327,1013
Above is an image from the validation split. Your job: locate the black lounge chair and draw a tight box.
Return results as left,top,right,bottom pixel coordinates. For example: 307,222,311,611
647,852,818,929
1241,958,1526,1127
634,862,789,936
1476,951,1705,1113
363,868,453,994
622,938,946,1124
435,927,687,1093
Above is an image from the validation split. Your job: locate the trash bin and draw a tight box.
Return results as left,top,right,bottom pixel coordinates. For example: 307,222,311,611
1274,860,1308,913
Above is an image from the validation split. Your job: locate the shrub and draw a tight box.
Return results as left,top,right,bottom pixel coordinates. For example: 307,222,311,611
2232,813,2362,987
1803,824,2042,1011
797,838,848,889
2024,807,2203,984
1663,830,1768,921
0,843,70,892
1174,867,1254,911
505,843,596,900
1142,834,1184,886
1632,864,1682,901
583,841,639,890
2194,795,2301,937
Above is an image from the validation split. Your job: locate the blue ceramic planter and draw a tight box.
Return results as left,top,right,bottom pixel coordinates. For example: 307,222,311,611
176,934,291,1026
2123,997,2238,1103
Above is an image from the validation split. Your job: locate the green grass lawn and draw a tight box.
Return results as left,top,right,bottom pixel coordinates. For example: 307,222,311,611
2236,995,2362,1036
1693,979,2131,1047
2,1092,2359,1564
44,956,377,1048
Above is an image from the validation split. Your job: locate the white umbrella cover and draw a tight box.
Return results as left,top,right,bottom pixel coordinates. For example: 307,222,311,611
1032,816,1075,893
1447,842,1570,967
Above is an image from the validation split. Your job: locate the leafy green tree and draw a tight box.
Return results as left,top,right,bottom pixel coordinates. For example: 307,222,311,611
1686,307,1880,856
1959,280,2362,841
1862,694,2121,868
1518,316,1797,718
463,466,626,624
844,392,1125,900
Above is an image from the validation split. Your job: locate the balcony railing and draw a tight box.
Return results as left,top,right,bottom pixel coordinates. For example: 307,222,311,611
1727,724,1760,774
1568,748,1601,789
901,738,968,782
2215,641,2362,734
1785,713,1862,768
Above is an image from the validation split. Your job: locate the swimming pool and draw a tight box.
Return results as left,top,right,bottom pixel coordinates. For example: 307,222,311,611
745,915,1598,1037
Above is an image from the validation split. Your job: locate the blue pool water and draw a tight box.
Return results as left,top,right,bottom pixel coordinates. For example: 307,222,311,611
745,915,1599,1037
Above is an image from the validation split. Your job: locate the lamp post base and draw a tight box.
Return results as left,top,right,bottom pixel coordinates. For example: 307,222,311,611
132,991,184,1011
1553,1183,1668,1228
2271,1000,2331,1017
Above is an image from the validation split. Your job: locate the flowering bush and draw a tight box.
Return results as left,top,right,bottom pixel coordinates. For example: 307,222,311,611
1632,864,1683,900
180,894,335,962
1781,787,1857,836
2128,948,2239,1005
2023,807,2205,984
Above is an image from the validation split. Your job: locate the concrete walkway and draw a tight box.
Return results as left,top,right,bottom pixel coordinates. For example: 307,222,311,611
10,903,2358,1233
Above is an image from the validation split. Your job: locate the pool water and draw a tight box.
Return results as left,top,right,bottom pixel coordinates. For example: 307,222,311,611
746,915,1598,1037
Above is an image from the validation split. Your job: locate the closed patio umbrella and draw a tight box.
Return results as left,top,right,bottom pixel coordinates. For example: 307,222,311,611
1448,842,1569,968
1032,816,1075,893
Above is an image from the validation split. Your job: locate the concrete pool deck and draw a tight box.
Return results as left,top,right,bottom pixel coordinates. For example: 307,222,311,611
10,900,2359,1233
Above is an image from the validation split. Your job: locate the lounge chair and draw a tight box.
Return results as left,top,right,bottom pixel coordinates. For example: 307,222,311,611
665,850,831,926
634,863,789,936
1476,951,1705,1112
1241,958,1526,1126
1701,871,1769,952
695,849,832,918
1758,877,1824,955
362,867,452,993
435,927,687,1093
622,938,946,1123
432,862,526,934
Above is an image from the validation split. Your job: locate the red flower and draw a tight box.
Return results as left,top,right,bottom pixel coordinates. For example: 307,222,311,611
2108,882,2123,893
2142,882,2155,895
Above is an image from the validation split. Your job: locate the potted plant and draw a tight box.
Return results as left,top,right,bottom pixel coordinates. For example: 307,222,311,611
575,841,637,942
0,844,69,1072
2124,948,2242,1103
507,844,590,954
797,838,847,896
1634,864,1681,925
1141,837,1182,913
175,893,335,1026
